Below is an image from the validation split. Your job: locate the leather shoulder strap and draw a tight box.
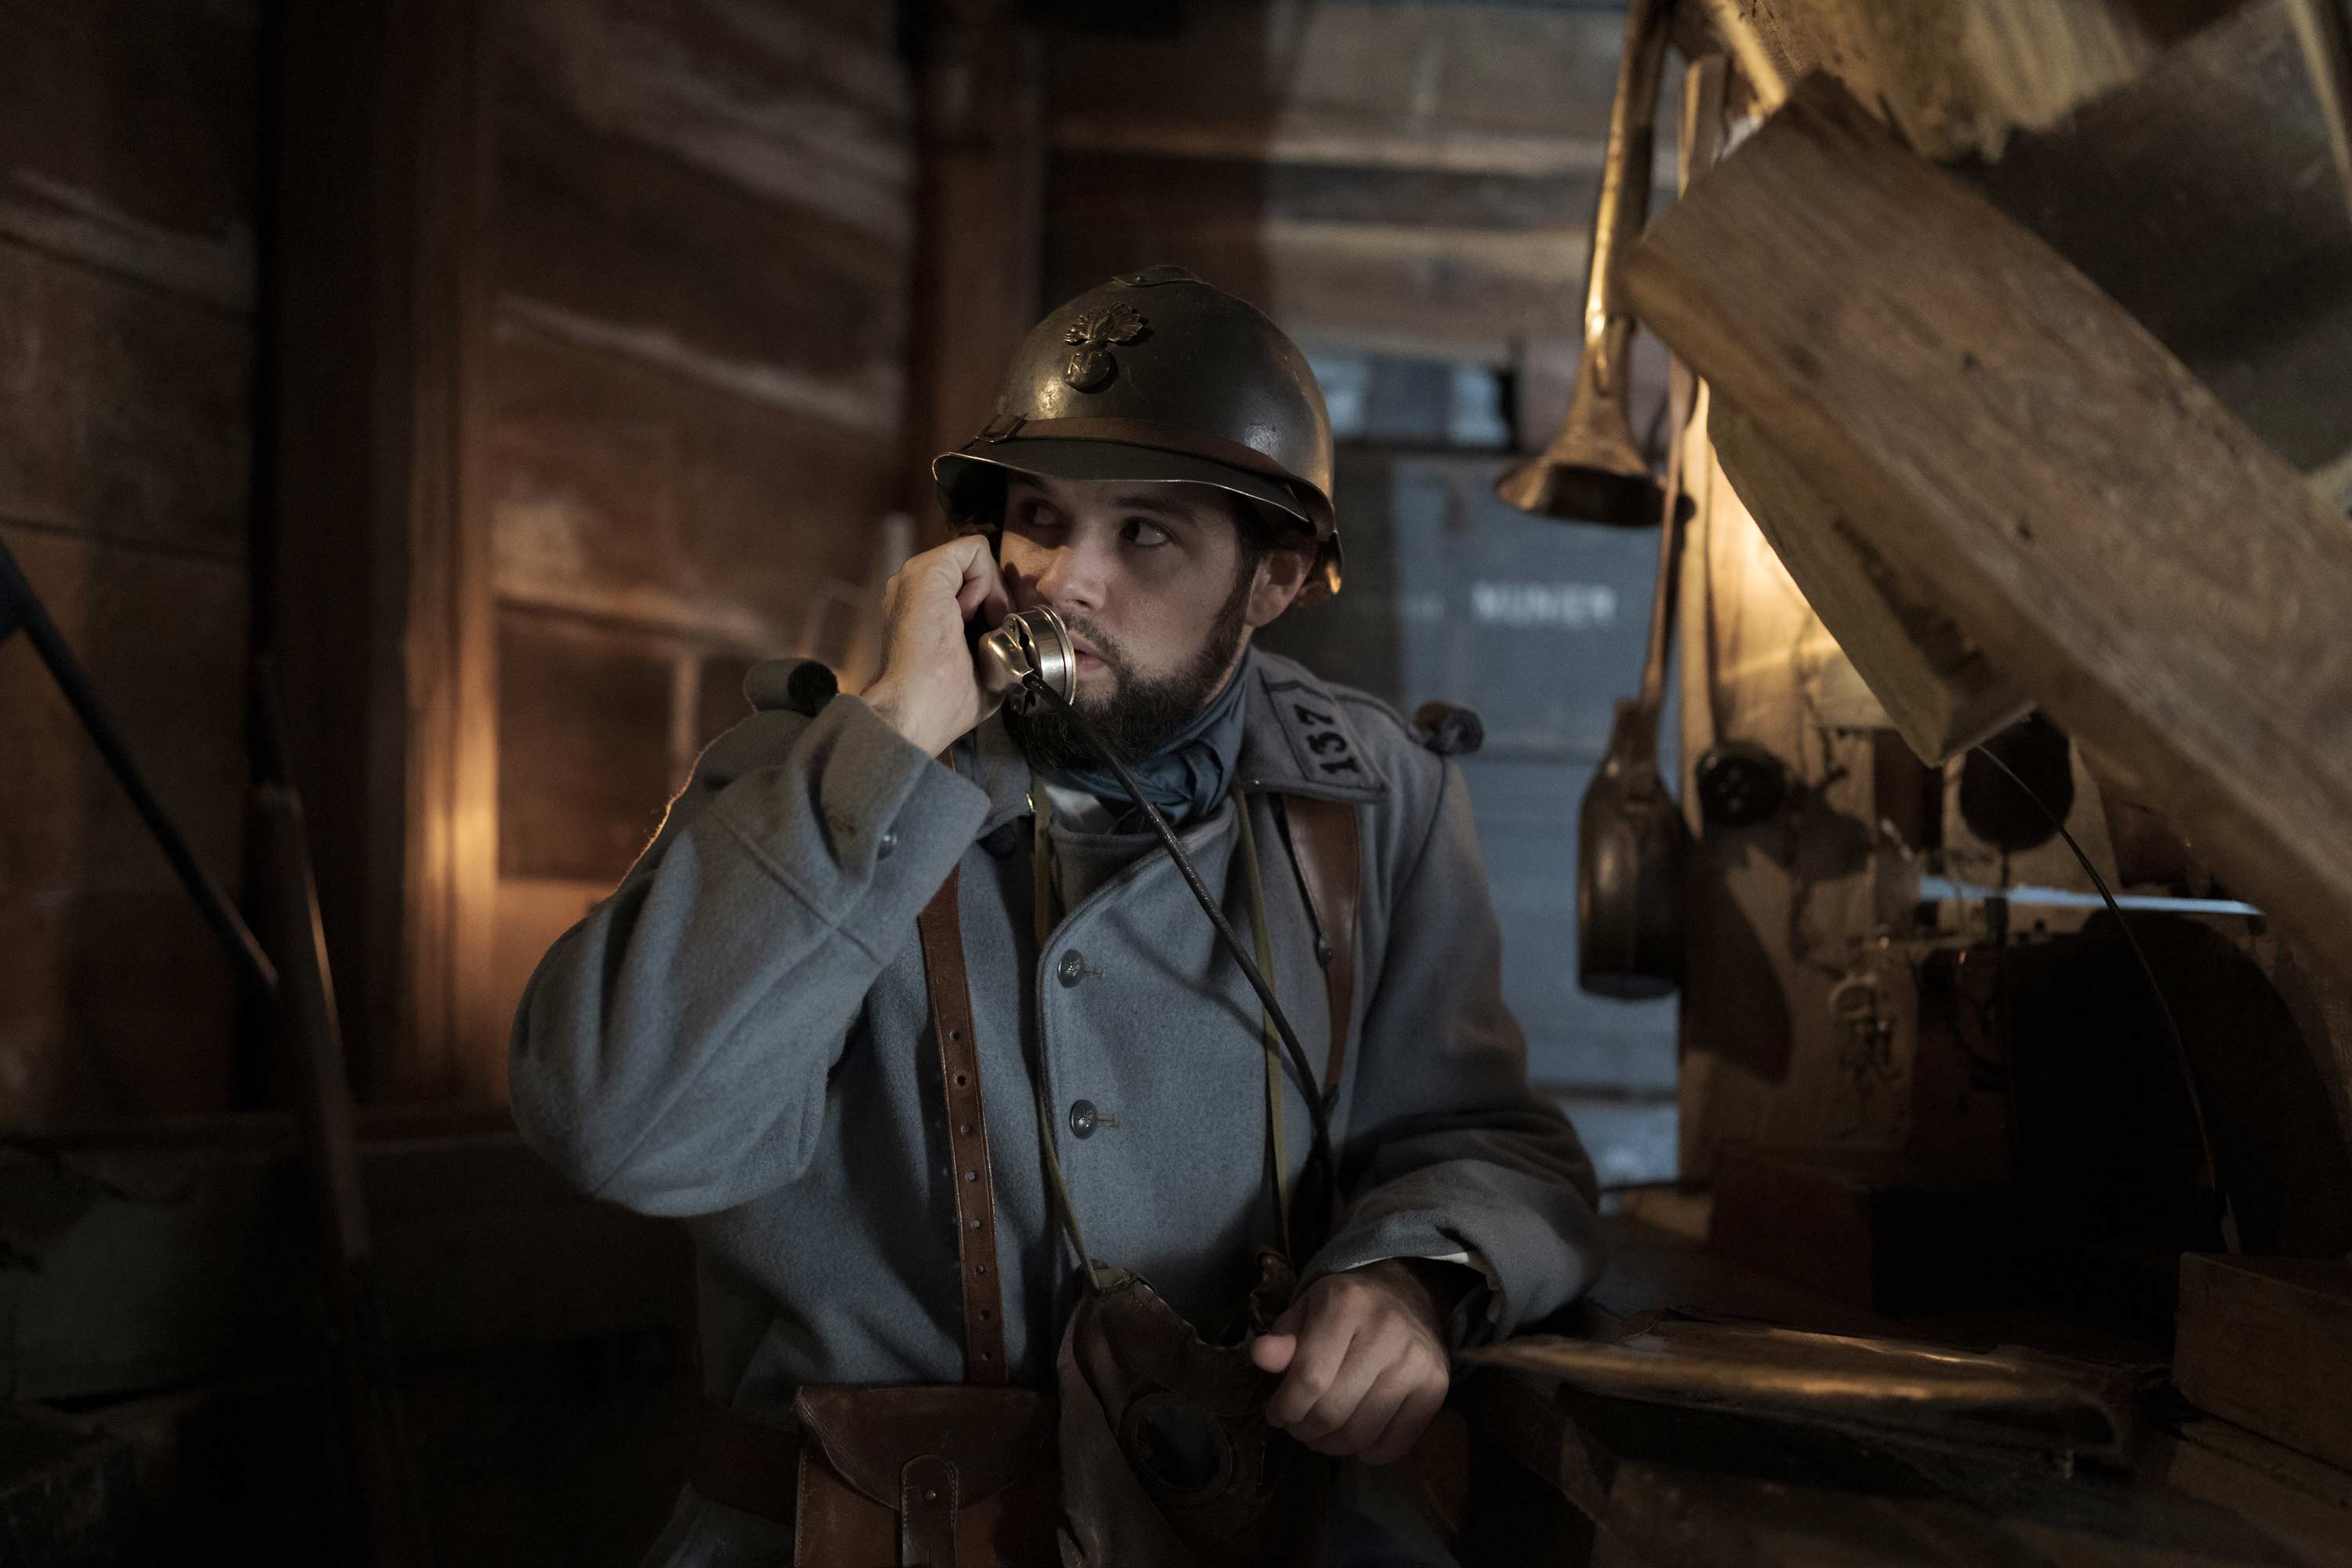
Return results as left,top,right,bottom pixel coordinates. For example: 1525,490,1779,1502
1279,797,1361,1098
915,868,1009,1385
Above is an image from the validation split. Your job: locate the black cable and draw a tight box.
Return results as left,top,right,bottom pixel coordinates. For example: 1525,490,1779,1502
1021,673,1338,1233
1969,744,2237,1251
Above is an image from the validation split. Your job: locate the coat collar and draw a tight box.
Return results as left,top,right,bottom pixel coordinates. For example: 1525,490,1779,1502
961,652,1389,832
1235,653,1391,805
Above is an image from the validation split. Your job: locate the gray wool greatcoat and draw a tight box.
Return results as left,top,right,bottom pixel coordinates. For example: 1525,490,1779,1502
509,649,1606,1563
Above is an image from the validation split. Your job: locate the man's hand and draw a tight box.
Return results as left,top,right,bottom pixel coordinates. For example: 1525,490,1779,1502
862,535,1011,757
1249,1259,1460,1465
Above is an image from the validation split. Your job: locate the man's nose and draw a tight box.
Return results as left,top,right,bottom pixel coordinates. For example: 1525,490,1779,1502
1033,538,1108,615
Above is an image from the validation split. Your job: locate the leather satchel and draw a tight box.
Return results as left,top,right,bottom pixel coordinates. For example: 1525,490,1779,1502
792,1384,1061,1566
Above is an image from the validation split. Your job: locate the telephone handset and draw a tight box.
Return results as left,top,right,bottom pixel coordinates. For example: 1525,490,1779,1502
974,604,1078,717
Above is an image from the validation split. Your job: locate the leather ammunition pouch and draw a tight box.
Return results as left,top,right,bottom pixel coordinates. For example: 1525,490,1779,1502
795,1384,1060,1565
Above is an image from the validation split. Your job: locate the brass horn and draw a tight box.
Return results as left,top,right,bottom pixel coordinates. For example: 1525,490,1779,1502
1497,0,1672,526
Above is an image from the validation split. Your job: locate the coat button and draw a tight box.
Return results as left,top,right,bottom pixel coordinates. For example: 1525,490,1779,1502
1057,951,1087,987
1069,1100,1098,1138
877,827,898,860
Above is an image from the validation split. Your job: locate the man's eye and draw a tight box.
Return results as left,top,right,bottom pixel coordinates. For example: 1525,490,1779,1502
1124,518,1172,547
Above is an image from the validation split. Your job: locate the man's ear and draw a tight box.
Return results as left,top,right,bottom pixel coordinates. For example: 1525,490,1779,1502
1244,541,1314,630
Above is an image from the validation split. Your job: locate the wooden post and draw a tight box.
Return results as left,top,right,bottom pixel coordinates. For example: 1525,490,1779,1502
267,0,501,1102
904,0,1046,531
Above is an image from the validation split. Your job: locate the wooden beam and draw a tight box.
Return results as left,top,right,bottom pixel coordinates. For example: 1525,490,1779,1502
1710,0,2234,162
270,0,502,1102
1709,399,2028,764
1625,74,2352,975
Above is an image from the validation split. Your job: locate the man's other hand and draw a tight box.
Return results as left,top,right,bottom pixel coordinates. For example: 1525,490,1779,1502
1249,1259,1459,1465
863,535,1011,757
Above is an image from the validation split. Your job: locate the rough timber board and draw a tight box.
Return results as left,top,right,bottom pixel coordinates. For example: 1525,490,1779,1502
2176,1254,2352,1474
1710,398,2028,764
0,241,250,561
0,0,259,299
491,319,895,649
1624,75,2352,978
1049,3,1627,174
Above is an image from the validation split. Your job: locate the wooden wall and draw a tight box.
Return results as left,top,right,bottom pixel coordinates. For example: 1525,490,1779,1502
0,2,259,1127
485,0,917,1073
0,0,924,1115
1047,0,1638,371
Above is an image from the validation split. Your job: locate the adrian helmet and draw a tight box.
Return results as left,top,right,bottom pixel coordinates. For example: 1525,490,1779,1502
931,267,1342,601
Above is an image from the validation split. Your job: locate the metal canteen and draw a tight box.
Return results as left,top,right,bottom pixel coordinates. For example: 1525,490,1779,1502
976,605,1077,715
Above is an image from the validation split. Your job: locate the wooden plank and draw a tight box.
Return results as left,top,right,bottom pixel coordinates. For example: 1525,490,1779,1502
1962,0,2352,503
1050,3,1628,175
1048,212,1586,366
0,0,257,308
491,319,894,651
0,243,250,560
1709,399,2027,764
495,609,680,886
504,0,911,245
0,524,245,1128
499,68,908,436
1624,74,2352,978
2176,1254,2352,1473
1051,150,1590,238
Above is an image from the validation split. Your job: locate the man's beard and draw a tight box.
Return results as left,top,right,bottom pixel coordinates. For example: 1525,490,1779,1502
1006,566,1254,771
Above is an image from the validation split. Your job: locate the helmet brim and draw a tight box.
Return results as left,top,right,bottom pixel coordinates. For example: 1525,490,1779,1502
935,439,1323,535
932,438,1342,603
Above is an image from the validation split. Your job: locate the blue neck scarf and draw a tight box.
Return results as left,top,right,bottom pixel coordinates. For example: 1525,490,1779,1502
1042,647,1256,829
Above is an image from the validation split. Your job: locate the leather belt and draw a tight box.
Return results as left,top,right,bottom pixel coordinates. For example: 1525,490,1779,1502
915,868,1011,1383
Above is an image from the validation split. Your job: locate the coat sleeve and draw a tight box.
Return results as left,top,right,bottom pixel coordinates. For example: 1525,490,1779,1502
1301,758,1606,1344
507,669,990,1217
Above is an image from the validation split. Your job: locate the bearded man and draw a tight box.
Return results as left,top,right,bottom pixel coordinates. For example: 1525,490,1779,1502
510,267,1605,1566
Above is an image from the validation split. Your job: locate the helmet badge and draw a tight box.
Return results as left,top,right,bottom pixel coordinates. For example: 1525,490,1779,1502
1061,303,1149,391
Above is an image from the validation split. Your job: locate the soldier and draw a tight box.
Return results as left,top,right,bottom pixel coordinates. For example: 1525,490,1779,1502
510,267,1605,1566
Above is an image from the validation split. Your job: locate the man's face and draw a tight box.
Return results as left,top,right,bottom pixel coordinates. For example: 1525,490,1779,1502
995,471,1307,764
